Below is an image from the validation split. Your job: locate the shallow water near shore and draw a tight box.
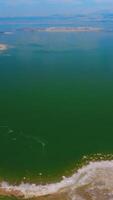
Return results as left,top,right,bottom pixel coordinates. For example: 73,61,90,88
0,18,113,199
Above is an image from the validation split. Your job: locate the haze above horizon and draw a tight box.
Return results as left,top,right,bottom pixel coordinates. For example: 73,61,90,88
0,0,113,17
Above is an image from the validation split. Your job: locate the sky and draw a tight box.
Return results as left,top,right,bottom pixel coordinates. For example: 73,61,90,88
0,0,113,17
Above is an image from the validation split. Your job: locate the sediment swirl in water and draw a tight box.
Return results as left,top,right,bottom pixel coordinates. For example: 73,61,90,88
1,158,113,199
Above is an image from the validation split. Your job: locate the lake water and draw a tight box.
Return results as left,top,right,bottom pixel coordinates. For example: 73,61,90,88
0,17,113,198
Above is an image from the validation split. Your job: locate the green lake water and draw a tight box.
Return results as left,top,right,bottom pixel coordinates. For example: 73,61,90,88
0,25,113,183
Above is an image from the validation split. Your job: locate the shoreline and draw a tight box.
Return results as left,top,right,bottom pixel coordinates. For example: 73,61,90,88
0,153,112,185
0,155,113,199
0,160,113,199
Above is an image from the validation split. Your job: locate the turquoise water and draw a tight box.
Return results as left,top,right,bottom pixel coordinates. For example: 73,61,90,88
0,19,113,183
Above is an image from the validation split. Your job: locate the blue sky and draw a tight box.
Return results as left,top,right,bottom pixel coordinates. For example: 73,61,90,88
0,0,113,17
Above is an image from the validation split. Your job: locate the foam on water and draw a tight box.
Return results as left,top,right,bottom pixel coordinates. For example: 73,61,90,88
1,160,113,199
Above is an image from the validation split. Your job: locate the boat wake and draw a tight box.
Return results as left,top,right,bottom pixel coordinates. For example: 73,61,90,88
1,160,113,199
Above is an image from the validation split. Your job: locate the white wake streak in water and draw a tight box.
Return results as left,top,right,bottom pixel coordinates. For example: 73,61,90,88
1,160,113,198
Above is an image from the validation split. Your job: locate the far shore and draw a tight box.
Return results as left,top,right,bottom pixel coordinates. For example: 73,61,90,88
18,27,102,33
44,27,102,32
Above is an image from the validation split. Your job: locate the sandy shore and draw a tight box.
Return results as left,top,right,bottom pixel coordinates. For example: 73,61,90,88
0,44,8,51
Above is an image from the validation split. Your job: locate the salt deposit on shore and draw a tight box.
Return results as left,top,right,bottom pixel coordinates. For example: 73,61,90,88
0,160,113,199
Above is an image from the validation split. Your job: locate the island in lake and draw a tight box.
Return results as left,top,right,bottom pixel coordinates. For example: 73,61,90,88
43,27,102,32
18,26,102,32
